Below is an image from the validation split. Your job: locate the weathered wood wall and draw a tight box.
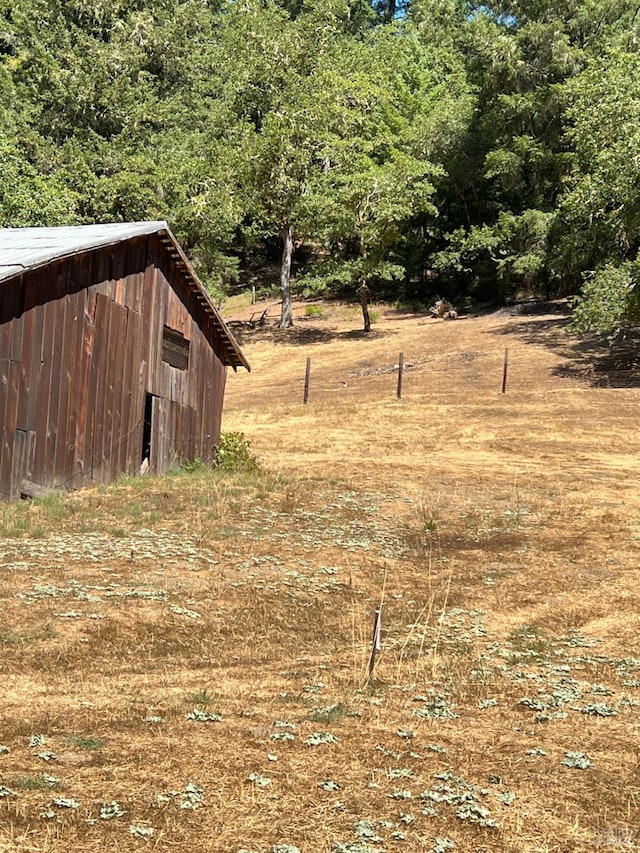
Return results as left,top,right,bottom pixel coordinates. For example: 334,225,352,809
0,234,227,500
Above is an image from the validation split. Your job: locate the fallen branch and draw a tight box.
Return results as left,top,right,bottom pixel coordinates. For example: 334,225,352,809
430,298,458,320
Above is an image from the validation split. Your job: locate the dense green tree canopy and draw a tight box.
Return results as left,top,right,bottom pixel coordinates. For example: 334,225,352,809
2,0,640,331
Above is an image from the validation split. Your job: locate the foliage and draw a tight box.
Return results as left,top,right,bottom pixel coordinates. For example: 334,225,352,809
181,456,206,473
213,432,262,473
304,304,326,318
562,751,592,769
570,263,640,334
3,0,640,328
555,48,640,329
70,736,105,751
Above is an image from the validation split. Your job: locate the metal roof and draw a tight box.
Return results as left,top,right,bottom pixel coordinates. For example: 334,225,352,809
0,221,249,371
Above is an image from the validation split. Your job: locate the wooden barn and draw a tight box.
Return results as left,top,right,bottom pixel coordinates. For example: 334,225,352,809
0,221,249,501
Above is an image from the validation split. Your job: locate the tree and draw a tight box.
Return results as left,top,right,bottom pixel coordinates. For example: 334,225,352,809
0,0,248,293
428,0,640,305
297,22,469,307
217,0,385,327
557,49,640,332
5,0,640,334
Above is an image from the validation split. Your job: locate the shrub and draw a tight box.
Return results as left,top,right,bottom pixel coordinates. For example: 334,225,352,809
181,456,206,473
214,432,261,473
304,304,326,319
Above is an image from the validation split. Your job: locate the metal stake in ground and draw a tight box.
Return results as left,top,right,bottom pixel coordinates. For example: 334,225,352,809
367,608,382,679
502,347,509,394
303,356,311,404
397,352,404,399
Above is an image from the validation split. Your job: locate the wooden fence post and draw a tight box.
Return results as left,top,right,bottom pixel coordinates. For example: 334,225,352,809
502,348,509,394
303,357,311,404
367,608,382,679
397,352,404,399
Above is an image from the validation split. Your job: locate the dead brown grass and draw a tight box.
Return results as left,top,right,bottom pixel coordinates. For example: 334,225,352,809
1,300,640,852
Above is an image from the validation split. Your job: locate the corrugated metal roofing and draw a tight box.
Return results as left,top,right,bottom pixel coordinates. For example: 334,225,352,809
0,221,167,283
0,221,249,371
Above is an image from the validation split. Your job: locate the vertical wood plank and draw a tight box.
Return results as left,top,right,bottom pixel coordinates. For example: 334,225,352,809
8,277,23,363
0,361,20,498
90,293,112,483
77,291,98,487
124,239,142,312
151,267,168,395
52,292,76,485
15,276,39,431
107,248,117,302
195,337,208,458
142,245,158,394
150,395,165,474
0,358,7,497
0,282,15,495
10,429,28,498
118,308,135,476
149,393,159,474
108,301,127,484
62,291,86,489
44,292,65,486
0,280,18,359
103,301,123,484
31,299,57,486
140,245,154,393
212,361,227,461
23,300,46,433
126,309,144,475
127,237,147,315
169,400,178,467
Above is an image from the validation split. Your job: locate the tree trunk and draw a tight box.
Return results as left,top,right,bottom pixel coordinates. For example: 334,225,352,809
358,282,371,333
279,221,294,329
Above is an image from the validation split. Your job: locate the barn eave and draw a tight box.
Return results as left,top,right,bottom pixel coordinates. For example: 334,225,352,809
0,221,250,372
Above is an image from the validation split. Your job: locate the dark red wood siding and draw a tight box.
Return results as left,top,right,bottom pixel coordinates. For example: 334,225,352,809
0,234,228,500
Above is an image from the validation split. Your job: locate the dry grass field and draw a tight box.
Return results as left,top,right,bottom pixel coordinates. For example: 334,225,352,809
1,299,640,853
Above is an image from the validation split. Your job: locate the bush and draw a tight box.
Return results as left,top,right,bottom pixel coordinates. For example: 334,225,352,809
570,261,640,334
304,304,326,319
181,456,206,473
214,432,261,472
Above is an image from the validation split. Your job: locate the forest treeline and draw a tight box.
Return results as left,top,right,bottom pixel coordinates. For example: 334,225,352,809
2,0,639,331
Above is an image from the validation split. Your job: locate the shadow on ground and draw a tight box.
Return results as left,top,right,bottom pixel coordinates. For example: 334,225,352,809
230,323,389,346
492,302,640,388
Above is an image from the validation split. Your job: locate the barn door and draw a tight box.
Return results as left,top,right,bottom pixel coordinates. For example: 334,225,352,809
153,397,172,475
140,393,172,475
10,428,36,499
141,393,154,474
